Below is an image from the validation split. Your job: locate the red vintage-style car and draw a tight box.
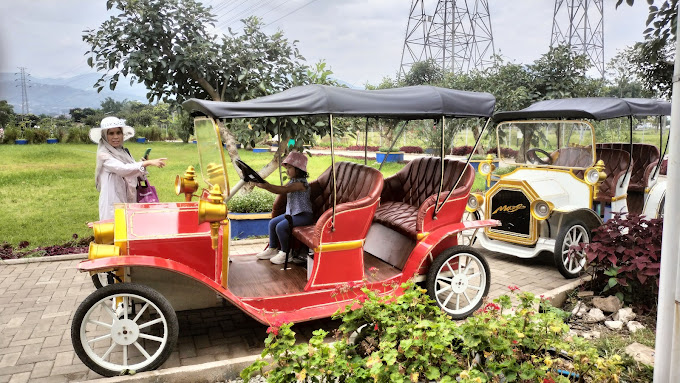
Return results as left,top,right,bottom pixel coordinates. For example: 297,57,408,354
71,85,500,376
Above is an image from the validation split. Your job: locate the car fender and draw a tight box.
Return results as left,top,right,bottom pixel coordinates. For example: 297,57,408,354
644,178,666,219
401,219,500,277
550,207,603,233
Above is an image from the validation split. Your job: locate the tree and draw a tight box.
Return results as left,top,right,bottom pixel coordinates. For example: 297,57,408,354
402,59,444,86
605,49,656,98
100,97,127,115
526,44,597,101
0,100,14,128
84,0,335,181
616,0,677,97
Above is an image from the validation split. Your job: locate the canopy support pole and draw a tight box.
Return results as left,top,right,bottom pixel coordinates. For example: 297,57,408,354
329,115,336,231
653,9,680,380
364,118,369,165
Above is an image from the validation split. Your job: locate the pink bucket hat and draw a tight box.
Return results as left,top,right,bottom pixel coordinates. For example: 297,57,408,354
282,151,308,172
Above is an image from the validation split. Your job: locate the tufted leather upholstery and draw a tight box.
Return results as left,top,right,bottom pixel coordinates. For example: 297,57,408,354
596,143,660,192
373,157,474,239
594,148,633,202
273,162,384,249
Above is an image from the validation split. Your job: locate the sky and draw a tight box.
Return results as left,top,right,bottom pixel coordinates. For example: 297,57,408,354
0,0,654,89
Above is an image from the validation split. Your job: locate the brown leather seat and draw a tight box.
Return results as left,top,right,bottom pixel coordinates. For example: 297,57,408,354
272,161,384,249
596,143,660,192
373,157,474,239
594,147,633,203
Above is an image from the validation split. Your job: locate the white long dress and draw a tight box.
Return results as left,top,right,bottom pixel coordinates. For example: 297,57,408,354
98,157,145,220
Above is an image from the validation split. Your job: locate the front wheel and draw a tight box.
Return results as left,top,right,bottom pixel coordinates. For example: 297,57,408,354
71,283,178,377
554,220,590,279
426,246,490,319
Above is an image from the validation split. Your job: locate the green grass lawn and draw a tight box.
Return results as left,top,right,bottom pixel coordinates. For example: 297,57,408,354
0,143,413,248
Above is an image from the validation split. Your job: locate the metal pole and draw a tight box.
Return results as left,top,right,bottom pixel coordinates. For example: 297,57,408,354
653,6,680,379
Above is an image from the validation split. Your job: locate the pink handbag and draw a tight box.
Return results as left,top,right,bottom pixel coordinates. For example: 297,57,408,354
136,177,159,203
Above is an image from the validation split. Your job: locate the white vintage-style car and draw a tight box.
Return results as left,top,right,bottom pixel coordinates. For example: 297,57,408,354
462,97,670,279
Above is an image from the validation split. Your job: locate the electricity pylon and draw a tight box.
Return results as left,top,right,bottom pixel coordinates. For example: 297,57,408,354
399,0,495,78
551,0,605,78
16,67,31,114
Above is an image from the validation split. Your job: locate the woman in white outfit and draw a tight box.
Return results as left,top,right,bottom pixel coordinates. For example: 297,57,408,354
91,116,167,220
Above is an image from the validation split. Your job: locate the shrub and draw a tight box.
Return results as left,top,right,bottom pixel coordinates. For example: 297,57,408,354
30,127,50,143
451,145,474,155
66,127,91,143
347,145,379,152
399,145,423,153
578,213,662,305
487,146,518,158
2,126,19,143
242,282,623,383
227,189,276,213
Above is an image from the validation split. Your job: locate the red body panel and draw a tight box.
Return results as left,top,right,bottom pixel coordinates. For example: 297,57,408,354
84,196,499,324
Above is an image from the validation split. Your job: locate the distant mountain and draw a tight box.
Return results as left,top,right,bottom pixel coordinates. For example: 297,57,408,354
0,73,149,116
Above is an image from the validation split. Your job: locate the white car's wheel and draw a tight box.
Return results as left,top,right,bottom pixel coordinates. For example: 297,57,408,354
426,246,490,319
554,220,590,279
71,283,178,377
457,210,481,246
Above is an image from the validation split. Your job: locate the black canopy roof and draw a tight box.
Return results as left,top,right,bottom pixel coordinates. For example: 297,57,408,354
493,97,671,122
182,84,496,120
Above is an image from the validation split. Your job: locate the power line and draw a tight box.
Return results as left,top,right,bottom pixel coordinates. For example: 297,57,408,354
266,0,322,26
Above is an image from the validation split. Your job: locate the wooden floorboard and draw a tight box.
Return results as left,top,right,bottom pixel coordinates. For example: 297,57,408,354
227,252,403,298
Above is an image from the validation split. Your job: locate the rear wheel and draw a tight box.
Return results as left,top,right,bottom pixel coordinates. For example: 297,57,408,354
426,246,490,319
71,283,178,377
554,220,590,279
457,210,481,246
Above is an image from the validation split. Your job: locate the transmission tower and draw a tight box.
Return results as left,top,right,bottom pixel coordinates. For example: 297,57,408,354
551,0,605,78
16,67,31,114
399,0,495,78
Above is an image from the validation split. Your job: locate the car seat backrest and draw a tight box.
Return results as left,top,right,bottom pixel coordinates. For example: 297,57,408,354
595,147,632,200
308,162,384,220
380,157,474,207
596,143,659,190
551,147,594,169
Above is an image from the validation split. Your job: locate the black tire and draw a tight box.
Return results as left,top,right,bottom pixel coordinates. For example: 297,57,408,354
457,210,481,246
91,272,113,289
554,220,590,279
426,246,490,319
71,283,178,377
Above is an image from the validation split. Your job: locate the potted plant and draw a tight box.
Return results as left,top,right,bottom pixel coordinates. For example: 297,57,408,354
47,126,58,144
376,147,404,163
227,189,276,239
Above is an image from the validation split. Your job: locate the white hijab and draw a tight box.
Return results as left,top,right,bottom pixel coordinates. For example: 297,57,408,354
94,130,138,201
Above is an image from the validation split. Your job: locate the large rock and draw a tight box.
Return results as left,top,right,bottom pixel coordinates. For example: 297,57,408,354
625,342,655,366
627,321,645,333
584,308,606,323
613,307,636,323
604,320,623,330
571,301,588,317
592,296,623,313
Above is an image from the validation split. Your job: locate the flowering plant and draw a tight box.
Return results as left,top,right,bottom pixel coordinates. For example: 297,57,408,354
241,282,622,382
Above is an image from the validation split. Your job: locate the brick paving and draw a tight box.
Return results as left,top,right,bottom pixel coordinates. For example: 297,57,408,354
0,241,568,382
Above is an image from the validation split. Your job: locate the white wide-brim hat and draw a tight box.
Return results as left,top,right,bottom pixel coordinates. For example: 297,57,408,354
89,116,135,144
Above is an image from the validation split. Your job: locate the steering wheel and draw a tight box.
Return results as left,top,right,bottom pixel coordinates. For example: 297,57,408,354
526,148,553,165
235,159,266,183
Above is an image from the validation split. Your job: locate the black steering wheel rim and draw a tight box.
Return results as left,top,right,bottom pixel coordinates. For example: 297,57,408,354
526,148,553,165
235,159,266,183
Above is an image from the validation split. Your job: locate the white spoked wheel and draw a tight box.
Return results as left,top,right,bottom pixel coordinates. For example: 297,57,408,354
457,210,481,246
426,246,490,319
71,283,178,377
554,220,590,279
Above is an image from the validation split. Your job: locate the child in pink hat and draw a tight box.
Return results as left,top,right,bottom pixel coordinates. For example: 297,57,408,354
254,152,313,265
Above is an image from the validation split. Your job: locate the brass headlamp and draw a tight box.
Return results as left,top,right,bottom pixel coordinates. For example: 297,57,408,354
175,166,199,202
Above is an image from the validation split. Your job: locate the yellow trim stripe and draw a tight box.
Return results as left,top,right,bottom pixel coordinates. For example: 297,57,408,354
227,213,272,220
114,208,128,254
314,239,364,253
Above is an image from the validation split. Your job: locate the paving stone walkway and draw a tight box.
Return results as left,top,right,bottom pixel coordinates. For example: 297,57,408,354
0,241,569,382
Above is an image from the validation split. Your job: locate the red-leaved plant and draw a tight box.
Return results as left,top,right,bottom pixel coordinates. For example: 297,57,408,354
575,213,663,304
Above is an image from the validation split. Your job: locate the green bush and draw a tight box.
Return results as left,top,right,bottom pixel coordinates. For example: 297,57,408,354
30,127,51,144
242,282,623,383
66,127,91,143
227,189,276,213
2,126,19,143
